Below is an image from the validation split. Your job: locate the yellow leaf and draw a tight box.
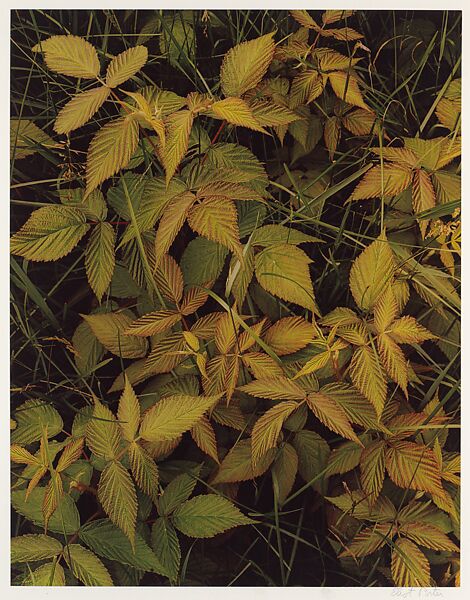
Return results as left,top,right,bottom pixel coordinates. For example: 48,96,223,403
360,440,386,505
322,9,356,24
328,70,369,111
124,309,182,337
85,222,116,302
385,440,444,496
139,394,219,442
399,522,459,552
412,168,436,237
373,285,398,332
264,316,316,356
242,352,284,379
349,344,387,418
388,316,435,344
250,100,301,127
350,164,413,201
239,377,305,401
212,439,274,484
154,254,184,304
54,86,110,134
340,523,393,558
10,206,89,262
342,108,378,136
307,390,362,445
220,32,275,98
180,286,209,316
290,70,325,107
128,441,159,502
290,10,318,29
204,354,240,403
377,333,408,394
190,416,219,463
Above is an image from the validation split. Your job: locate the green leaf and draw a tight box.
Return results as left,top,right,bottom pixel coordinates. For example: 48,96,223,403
86,115,140,197
10,206,89,262
271,442,298,504
11,487,80,534
106,45,148,88
82,310,148,358
85,222,116,302
172,494,255,538
349,234,396,311
12,399,63,445
11,534,63,562
139,394,219,442
21,561,66,586
180,237,228,286
86,398,122,460
33,35,100,79
221,32,275,97
10,119,54,160
251,224,322,246
151,518,181,582
72,321,105,375
79,518,167,575
255,243,316,311
54,86,110,134
292,430,330,494
63,544,114,586
97,460,137,546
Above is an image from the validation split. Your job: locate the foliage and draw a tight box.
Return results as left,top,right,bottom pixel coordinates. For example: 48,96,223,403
10,8,460,588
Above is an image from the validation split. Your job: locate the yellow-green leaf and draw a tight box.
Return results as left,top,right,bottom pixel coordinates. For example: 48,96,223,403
64,544,114,586
391,538,430,587
210,97,266,133
117,377,140,442
81,311,148,358
11,534,63,562
125,309,182,337
360,440,386,505
10,206,89,262
54,86,110,134
86,116,140,197
85,222,116,302
255,243,316,311
349,234,396,311
251,401,299,465
33,35,100,79
220,32,275,98
239,377,305,400
307,390,361,444
154,191,196,262
86,398,121,460
106,45,148,88
98,460,137,546
139,394,219,442
128,441,159,502
187,196,242,258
